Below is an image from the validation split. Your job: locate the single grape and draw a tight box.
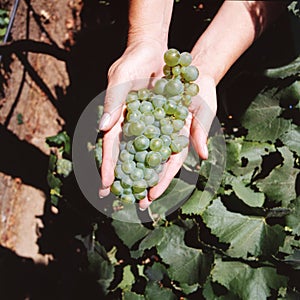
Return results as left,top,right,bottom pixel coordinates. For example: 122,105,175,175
135,150,148,163
121,193,135,204
115,164,126,179
138,88,150,100
143,168,156,181
134,189,147,200
126,91,139,103
151,94,167,108
164,48,180,67
121,175,133,188
185,83,199,96
170,140,183,153
121,160,136,174
129,121,146,136
136,162,146,169
182,94,192,107
160,117,171,126
146,171,159,187
163,65,172,76
134,135,150,151
141,112,155,125
172,119,185,132
172,65,181,76
153,107,166,120
150,137,163,151
160,146,172,161
146,151,162,168
160,134,172,147
174,105,189,120
179,52,192,67
153,78,168,95
144,125,160,139
168,95,182,104
111,181,123,196
123,123,132,137
139,101,153,113
127,100,140,111
132,179,148,193
161,124,174,135
126,140,137,154
119,141,127,150
130,168,144,181
177,135,189,148
181,65,199,82
126,110,141,122
164,100,177,115
164,79,184,96
119,149,134,162
154,163,164,174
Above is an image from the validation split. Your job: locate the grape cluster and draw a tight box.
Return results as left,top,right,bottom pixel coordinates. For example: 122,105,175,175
110,49,199,204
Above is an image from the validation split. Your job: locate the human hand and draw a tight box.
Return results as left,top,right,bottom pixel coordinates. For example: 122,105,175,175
139,75,217,210
99,42,166,198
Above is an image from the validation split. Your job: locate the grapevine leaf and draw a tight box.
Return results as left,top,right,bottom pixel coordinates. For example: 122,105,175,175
264,56,300,79
150,179,194,219
118,265,135,291
47,171,62,189
156,225,212,286
139,227,165,251
225,139,242,171
280,125,300,156
231,180,265,207
202,278,239,300
145,281,176,300
241,89,292,142
181,189,213,215
144,262,167,281
202,199,285,258
286,197,300,235
288,1,300,18
280,235,300,255
122,291,145,300
212,259,288,299
285,249,300,270
112,206,150,248
46,131,71,155
256,147,299,206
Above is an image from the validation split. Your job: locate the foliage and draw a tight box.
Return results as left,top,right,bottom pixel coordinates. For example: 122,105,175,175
45,3,300,299
0,9,9,42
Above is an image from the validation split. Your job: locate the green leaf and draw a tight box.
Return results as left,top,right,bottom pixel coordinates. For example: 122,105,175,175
139,227,165,251
145,281,176,300
279,235,300,255
285,249,300,270
181,189,213,215
46,131,71,155
144,262,167,281
122,291,145,300
280,125,300,156
241,89,292,142
264,56,300,79
212,259,288,299
202,199,285,258
286,197,300,236
150,179,194,220
225,138,242,171
47,171,62,189
231,180,265,207
202,278,239,300
256,148,299,206
156,225,212,286
118,265,135,291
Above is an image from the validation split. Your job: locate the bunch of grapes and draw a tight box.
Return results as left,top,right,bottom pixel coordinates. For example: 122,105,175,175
110,49,199,204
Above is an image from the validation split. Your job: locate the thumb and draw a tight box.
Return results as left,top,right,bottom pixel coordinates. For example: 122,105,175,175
99,81,132,131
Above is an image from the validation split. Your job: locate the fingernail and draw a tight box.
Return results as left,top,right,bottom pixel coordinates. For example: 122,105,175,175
99,113,111,130
203,144,208,159
139,198,151,211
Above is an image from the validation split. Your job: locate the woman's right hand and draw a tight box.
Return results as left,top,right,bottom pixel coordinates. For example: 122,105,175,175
99,41,166,198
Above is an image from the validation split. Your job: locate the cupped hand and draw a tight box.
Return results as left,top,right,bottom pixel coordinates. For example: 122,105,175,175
99,42,166,198
139,75,217,210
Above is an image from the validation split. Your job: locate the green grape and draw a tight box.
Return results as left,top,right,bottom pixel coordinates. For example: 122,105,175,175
151,94,167,108
138,88,150,100
161,124,174,135
132,179,147,193
164,79,184,96
164,100,177,115
144,125,160,139
170,140,183,153
150,137,163,151
160,146,172,161
134,189,147,200
115,164,126,179
182,94,192,107
160,117,171,126
172,65,181,76
123,123,132,137
172,119,185,132
174,105,189,120
160,134,172,147
130,168,144,181
120,141,127,150
154,163,164,174
121,193,135,204
146,151,162,168
129,121,146,136
141,112,155,125
139,101,153,113
135,150,148,163
123,188,133,195
121,175,133,188
177,135,189,148
153,107,166,120
127,100,140,111
164,48,180,67
134,135,150,151
179,52,192,67
185,83,199,96
143,167,156,181
111,181,123,196
153,78,168,95
126,140,137,154
163,65,172,76
168,95,182,104
119,149,134,162
136,162,146,169
126,91,139,103
181,65,199,82
126,110,141,122
146,171,159,187
121,160,136,174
